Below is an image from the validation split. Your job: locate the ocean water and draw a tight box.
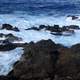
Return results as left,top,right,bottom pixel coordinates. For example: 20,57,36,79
0,1,80,26
0,1,80,75
0,2,80,28
0,47,23,75
0,1,80,46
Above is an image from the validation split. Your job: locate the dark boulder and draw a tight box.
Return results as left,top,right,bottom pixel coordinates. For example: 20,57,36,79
55,45,80,80
0,76,9,80
39,25,62,32
39,25,46,29
0,33,22,42
12,39,61,80
71,44,80,52
0,40,17,51
2,24,20,32
62,26,68,31
53,25,61,32
2,24,13,30
5,39,80,80
5,33,22,42
45,25,62,32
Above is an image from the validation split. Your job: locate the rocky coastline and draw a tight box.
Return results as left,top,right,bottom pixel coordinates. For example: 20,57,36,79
0,24,80,80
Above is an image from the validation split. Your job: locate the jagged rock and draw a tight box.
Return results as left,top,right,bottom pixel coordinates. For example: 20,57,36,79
12,39,61,80
26,25,62,32
61,26,68,31
1,24,20,32
0,40,17,51
0,33,22,42
71,44,80,52
0,76,9,80
2,24,13,30
51,32,62,36
46,25,62,32
39,25,46,29
26,25,76,37
56,44,80,80
5,33,22,42
1,39,80,80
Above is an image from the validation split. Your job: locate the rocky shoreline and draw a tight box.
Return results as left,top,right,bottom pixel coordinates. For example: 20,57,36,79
0,24,80,80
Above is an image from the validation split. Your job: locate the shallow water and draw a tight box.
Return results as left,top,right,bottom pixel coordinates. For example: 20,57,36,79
0,47,23,76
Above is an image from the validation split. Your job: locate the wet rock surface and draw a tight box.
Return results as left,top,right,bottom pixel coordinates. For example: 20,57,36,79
12,39,61,80
25,25,78,36
0,39,79,80
55,46,80,80
0,33,22,44
1,24,20,32
0,42,17,51
5,34,22,42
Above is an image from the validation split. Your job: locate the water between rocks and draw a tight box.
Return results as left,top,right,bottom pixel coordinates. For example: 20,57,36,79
0,47,23,76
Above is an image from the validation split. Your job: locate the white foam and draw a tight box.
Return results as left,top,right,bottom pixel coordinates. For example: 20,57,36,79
0,14,80,29
0,29,80,46
0,14,80,46
0,47,23,76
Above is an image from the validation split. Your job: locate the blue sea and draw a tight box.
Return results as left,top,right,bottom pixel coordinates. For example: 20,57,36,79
0,1,80,15
0,1,80,26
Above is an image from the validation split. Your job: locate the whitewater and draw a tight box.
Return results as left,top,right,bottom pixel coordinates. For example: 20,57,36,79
0,13,80,46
